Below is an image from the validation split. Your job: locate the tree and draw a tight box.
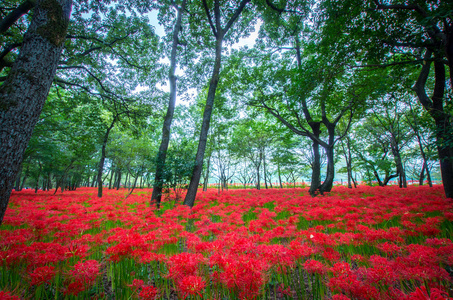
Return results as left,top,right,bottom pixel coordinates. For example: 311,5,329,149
0,0,72,225
183,0,253,207
318,0,453,198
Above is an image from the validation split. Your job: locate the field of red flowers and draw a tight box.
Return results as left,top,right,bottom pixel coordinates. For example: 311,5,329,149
1,185,452,299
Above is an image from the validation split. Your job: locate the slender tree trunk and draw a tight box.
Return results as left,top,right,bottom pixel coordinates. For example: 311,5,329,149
126,169,141,199
203,153,211,191
183,0,250,207
0,0,72,225
97,116,116,198
262,149,268,189
124,172,129,189
278,162,283,188
109,167,114,189
151,0,186,208
184,33,224,207
14,166,22,191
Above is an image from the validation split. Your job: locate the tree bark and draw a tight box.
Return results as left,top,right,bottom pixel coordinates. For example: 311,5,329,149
0,0,72,225
97,116,116,198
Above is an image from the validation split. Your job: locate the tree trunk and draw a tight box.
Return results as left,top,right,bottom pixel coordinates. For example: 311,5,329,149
184,33,224,207
183,0,250,207
392,146,406,188
97,116,116,198
319,145,335,194
126,169,141,199
0,0,72,225
151,0,187,209
278,162,283,188
203,153,211,191
309,124,321,196
109,167,114,189
14,166,22,191
124,172,129,189
116,170,122,190
413,53,453,198
262,149,268,189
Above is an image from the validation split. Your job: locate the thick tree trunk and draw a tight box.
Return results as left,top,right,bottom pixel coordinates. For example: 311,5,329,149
0,0,72,225
392,147,406,188
413,54,453,198
115,171,122,190
184,34,224,207
319,146,334,194
97,117,116,198
151,0,186,209
309,124,321,196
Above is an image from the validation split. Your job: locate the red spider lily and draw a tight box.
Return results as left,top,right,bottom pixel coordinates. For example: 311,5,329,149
303,259,326,275
177,275,205,299
63,281,85,296
166,252,205,282
0,290,20,300
29,266,56,286
407,286,449,300
210,252,268,299
65,259,100,295
331,294,351,300
277,283,292,297
139,285,159,300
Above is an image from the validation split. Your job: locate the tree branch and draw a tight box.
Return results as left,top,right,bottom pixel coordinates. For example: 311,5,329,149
0,0,35,33
223,0,251,34
202,0,217,38
412,50,433,110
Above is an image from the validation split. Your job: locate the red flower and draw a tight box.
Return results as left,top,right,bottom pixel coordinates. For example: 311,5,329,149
177,275,205,299
0,290,20,300
139,285,159,300
303,259,326,275
29,266,56,286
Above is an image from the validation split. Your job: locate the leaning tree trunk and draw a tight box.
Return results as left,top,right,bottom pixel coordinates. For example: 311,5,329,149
183,33,224,208
183,0,250,208
151,0,186,209
0,0,72,225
